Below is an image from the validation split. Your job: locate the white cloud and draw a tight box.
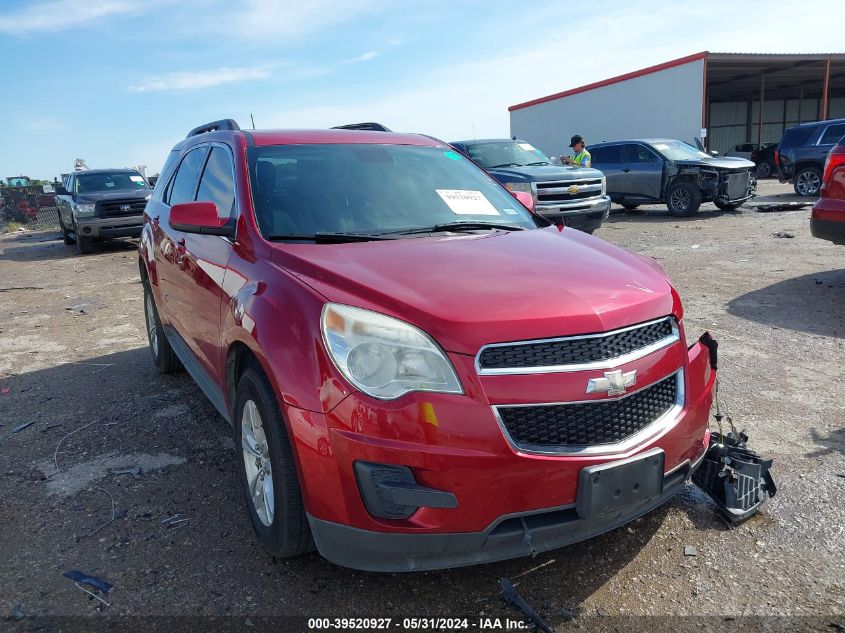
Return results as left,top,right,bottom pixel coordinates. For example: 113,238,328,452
0,0,149,34
344,50,381,64
223,0,377,40
128,66,272,93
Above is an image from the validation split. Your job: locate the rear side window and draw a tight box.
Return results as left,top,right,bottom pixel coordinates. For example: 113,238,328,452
591,145,623,164
168,147,208,205
779,126,815,149
819,124,845,146
196,147,236,218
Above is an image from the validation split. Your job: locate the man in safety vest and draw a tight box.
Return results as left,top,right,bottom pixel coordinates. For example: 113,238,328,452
562,134,591,167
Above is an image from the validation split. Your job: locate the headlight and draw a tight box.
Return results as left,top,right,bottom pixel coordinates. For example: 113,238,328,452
504,182,533,196
321,303,463,400
73,203,96,217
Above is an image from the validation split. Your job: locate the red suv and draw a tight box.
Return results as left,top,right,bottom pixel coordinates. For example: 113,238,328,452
811,136,845,245
139,119,716,571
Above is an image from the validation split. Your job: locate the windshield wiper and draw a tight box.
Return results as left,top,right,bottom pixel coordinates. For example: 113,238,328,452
386,222,526,236
488,162,524,168
267,232,394,243
525,161,550,166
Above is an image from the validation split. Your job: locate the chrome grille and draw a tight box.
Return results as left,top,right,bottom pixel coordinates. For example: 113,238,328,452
477,317,677,374
535,178,603,205
495,372,680,452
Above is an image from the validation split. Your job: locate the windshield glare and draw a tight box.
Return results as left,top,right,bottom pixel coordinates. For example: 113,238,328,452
247,144,538,238
651,141,712,161
461,141,550,168
75,172,148,193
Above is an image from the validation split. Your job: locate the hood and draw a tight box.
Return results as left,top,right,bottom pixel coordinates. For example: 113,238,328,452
675,157,755,170
271,228,678,355
487,164,605,183
74,189,151,203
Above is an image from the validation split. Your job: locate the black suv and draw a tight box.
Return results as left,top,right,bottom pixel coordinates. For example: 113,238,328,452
777,118,845,196
590,139,756,216
56,169,151,254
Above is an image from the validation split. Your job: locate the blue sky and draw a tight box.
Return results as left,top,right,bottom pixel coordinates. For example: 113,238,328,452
1,0,843,179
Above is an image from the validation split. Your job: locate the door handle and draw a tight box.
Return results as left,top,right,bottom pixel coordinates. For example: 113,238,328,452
622,168,631,173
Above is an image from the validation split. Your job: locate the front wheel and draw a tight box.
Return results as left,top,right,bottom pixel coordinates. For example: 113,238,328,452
143,280,181,373
715,200,744,212
234,366,314,559
74,223,94,254
666,182,701,217
793,166,822,196
58,212,75,245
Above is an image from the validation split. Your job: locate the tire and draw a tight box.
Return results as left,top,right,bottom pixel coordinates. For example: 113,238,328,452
234,366,314,559
58,212,75,245
74,223,94,254
666,182,701,217
143,280,181,373
715,201,744,212
793,166,822,197
756,162,773,178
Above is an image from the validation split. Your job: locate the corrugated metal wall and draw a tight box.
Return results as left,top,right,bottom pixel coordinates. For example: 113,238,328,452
509,59,705,159
708,97,845,154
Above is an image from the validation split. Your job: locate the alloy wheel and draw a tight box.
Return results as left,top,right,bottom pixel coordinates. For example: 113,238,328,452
241,399,275,527
145,291,159,357
670,187,691,211
796,170,820,196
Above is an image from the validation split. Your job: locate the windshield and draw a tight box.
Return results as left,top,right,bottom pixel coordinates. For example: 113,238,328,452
74,171,148,193
460,140,550,168
247,144,539,238
650,141,712,162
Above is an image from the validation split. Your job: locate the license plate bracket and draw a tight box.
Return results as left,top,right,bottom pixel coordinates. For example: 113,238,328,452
576,448,665,519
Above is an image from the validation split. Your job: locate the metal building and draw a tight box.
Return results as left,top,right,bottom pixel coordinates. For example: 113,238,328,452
509,52,845,157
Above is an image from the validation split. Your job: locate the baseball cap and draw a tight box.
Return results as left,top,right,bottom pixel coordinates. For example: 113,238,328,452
569,135,584,148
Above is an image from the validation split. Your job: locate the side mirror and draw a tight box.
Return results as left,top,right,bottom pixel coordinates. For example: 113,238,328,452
709,150,720,158
170,201,235,237
512,190,535,211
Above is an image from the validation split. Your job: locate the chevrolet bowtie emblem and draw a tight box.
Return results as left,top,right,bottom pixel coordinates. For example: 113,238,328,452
586,369,637,396
568,185,580,194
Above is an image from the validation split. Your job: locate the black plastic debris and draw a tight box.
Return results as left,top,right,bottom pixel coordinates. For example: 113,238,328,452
692,431,777,524
63,570,113,594
499,577,555,633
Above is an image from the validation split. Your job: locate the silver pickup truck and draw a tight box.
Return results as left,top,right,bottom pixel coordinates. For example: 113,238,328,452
449,138,611,234
56,169,151,254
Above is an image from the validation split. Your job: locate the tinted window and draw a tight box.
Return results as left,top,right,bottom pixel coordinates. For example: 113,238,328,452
624,144,659,163
74,171,148,193
819,124,845,145
168,147,208,205
590,145,623,164
780,126,815,149
247,144,539,238
196,147,235,218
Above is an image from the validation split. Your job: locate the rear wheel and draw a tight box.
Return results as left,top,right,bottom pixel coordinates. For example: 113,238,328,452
234,366,314,558
143,280,181,373
666,182,701,217
793,166,822,196
756,161,773,178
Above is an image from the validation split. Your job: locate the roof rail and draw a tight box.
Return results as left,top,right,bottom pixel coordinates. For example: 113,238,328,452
186,119,241,138
331,122,392,132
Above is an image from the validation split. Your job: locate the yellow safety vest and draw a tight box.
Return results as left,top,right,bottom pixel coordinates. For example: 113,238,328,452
572,149,591,167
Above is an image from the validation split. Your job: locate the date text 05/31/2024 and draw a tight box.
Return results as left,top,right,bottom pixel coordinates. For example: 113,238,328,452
308,617,533,630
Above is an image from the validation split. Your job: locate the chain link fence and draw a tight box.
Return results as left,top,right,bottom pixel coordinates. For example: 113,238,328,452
0,185,61,234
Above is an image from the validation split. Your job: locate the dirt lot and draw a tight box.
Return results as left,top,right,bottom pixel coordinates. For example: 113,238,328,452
1,180,843,632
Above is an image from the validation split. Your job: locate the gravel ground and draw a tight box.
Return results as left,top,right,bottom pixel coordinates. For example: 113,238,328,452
0,180,843,632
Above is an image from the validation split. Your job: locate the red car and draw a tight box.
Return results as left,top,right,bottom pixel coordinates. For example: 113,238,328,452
811,137,845,244
139,119,716,571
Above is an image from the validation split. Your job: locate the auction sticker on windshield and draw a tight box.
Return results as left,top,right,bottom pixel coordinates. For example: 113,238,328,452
436,189,499,216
